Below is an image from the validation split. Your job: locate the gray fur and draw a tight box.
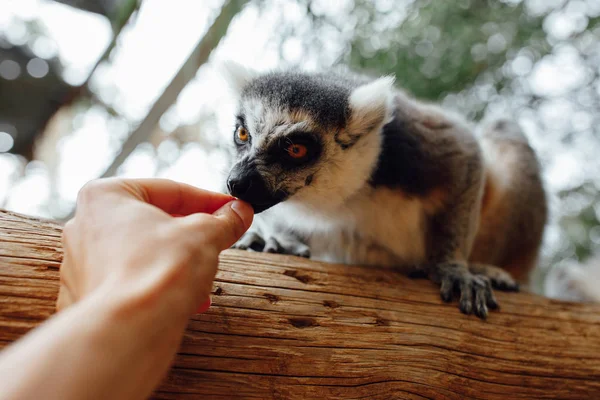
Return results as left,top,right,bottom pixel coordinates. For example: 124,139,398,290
242,71,355,129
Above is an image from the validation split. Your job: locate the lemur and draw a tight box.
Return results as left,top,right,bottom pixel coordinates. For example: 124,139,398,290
220,62,547,320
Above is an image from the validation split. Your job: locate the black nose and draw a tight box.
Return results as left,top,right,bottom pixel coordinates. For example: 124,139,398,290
227,169,264,199
227,175,251,198
226,168,289,213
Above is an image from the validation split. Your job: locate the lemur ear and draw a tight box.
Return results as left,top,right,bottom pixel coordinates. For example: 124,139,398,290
335,76,394,149
347,75,395,135
219,60,258,95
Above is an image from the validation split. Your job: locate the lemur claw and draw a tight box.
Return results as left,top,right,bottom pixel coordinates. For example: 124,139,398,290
435,265,498,320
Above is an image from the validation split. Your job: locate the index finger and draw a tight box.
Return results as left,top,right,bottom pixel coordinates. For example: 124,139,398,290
117,178,235,216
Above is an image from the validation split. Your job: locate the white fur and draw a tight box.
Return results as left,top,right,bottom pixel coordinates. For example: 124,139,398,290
349,76,395,128
349,76,395,114
240,98,313,152
266,186,426,268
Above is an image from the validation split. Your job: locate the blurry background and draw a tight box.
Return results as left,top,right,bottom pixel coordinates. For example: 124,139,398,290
1,0,599,294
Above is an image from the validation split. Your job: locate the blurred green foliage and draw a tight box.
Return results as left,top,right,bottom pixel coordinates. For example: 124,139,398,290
348,1,546,101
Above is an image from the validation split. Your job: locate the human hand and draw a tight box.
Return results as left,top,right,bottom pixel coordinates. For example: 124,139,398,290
0,179,253,400
56,178,254,318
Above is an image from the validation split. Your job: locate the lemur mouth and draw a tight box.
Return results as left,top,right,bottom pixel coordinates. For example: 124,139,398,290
247,191,288,213
250,202,279,214
230,190,286,214
227,169,288,214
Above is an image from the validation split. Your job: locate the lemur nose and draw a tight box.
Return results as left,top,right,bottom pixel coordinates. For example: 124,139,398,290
227,176,252,197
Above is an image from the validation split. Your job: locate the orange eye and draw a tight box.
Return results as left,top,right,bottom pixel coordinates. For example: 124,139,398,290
237,127,249,142
287,144,307,158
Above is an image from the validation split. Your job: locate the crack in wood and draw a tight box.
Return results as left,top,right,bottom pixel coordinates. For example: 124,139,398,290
283,269,314,284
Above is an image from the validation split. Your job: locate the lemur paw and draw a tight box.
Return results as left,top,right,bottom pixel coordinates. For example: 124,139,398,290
469,263,519,292
232,231,311,258
264,237,311,258
232,231,265,252
432,263,499,320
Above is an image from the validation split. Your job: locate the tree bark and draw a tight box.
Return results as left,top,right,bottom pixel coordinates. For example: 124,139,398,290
0,209,599,399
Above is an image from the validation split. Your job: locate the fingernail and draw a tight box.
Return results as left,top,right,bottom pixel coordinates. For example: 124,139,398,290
196,296,212,314
230,200,254,228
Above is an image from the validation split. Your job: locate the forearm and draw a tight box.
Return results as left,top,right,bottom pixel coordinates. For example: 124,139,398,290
0,286,190,400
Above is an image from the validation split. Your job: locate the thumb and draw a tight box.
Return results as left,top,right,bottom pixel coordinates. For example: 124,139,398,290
209,200,254,250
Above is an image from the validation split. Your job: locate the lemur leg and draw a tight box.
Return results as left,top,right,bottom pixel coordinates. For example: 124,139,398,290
424,140,513,319
232,217,310,258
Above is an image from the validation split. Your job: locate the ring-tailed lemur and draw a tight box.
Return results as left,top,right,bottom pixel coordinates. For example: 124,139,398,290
220,62,547,320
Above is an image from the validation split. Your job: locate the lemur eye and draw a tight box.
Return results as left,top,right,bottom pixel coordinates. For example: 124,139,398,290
237,127,249,141
286,144,308,159
273,133,320,168
235,127,249,144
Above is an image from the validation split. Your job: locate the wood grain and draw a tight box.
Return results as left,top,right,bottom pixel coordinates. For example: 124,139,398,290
1,209,599,399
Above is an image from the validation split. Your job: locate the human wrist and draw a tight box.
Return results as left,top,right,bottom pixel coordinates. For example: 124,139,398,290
91,271,195,333
54,287,187,400
0,284,188,400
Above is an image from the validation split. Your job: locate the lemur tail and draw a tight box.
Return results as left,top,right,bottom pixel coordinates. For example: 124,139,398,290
544,256,600,303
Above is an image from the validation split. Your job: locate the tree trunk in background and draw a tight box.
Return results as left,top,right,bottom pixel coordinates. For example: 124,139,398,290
51,0,123,17
1,209,599,399
97,0,248,180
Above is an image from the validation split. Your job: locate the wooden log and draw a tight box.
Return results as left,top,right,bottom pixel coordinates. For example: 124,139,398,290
0,209,599,399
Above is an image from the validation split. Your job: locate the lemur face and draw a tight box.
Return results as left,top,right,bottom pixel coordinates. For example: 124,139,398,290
221,62,394,213
226,103,325,213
